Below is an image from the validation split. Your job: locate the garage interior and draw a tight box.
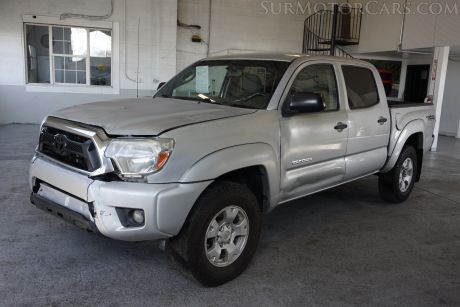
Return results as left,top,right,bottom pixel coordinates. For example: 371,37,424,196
0,0,459,305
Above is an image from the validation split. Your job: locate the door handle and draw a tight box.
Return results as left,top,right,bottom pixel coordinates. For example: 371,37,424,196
334,122,348,132
378,117,388,125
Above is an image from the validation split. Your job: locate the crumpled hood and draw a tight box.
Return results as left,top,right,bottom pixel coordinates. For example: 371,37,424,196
52,97,256,135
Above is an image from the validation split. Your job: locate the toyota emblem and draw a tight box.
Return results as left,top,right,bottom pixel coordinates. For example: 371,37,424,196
53,134,68,153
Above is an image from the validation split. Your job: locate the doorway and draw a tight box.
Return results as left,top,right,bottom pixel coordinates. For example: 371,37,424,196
404,65,430,103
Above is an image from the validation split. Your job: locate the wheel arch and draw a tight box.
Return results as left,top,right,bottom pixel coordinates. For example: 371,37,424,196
180,143,279,213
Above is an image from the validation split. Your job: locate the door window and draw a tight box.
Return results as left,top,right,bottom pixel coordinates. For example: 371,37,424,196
289,64,339,111
342,66,379,109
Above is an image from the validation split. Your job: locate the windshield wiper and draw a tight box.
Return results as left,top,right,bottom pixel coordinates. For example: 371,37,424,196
232,93,267,103
197,96,214,104
160,94,224,105
225,103,255,109
196,94,218,104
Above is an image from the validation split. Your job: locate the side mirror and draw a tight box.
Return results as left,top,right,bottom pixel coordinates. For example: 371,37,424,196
286,92,325,115
157,82,166,90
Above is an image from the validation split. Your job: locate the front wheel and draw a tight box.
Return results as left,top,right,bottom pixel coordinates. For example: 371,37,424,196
169,181,261,286
379,146,418,203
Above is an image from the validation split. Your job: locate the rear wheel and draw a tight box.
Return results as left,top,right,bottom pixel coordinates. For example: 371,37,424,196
379,146,418,203
169,181,261,286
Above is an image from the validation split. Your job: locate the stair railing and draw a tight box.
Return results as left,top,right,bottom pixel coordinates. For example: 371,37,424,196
302,4,362,58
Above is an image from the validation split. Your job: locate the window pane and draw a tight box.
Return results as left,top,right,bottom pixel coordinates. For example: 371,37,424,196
65,71,76,83
70,28,87,57
290,64,339,111
64,57,77,70
25,25,50,83
53,41,64,54
77,71,86,84
54,56,64,70
342,66,379,109
90,29,111,86
54,56,85,84
63,27,71,41
64,41,73,55
52,27,63,41
52,26,87,57
76,59,86,70
55,70,64,83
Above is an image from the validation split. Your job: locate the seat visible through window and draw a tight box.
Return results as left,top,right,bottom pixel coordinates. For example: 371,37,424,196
224,73,264,100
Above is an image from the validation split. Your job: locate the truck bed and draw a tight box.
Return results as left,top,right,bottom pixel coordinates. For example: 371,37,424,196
387,100,432,108
387,102,436,155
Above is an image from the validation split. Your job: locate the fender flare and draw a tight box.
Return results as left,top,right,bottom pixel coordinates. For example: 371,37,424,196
381,119,425,173
180,143,279,204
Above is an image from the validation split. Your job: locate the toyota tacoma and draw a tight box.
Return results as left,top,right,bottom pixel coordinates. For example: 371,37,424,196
29,53,436,286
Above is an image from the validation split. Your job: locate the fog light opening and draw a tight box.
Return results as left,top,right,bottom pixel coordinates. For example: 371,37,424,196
129,209,145,225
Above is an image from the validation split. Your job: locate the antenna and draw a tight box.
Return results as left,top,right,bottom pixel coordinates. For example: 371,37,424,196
136,17,140,98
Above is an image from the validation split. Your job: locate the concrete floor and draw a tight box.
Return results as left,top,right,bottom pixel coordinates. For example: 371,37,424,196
0,124,459,307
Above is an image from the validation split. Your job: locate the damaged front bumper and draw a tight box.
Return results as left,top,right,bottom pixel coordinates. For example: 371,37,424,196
29,155,210,241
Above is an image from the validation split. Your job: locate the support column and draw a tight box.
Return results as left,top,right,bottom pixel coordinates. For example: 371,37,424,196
457,118,460,139
398,60,408,101
430,46,450,151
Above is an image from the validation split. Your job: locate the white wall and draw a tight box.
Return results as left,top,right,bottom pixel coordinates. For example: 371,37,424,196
347,0,460,52
176,0,329,71
0,0,177,124
440,59,460,137
346,0,404,54
402,0,460,50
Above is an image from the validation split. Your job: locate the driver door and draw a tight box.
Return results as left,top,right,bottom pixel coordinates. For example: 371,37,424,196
280,62,348,202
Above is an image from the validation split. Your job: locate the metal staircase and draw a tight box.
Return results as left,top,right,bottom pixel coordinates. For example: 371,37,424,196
303,4,362,58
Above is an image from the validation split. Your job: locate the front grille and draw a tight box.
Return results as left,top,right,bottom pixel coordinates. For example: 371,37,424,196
38,126,101,172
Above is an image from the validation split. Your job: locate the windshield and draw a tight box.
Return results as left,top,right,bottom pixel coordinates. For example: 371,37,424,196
155,60,290,109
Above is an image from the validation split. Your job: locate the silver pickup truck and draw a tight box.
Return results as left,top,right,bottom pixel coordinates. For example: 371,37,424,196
29,53,435,286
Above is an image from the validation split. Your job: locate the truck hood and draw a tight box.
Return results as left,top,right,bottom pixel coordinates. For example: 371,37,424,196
52,97,256,135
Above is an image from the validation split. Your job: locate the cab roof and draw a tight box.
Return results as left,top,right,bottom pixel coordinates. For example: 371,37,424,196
204,52,370,66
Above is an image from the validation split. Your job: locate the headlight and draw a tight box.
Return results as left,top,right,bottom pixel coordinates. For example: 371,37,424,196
105,138,174,178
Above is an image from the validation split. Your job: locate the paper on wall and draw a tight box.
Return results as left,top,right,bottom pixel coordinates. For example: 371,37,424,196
195,66,209,93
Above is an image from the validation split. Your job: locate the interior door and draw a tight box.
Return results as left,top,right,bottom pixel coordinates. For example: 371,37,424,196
341,65,391,180
404,65,430,103
280,63,348,202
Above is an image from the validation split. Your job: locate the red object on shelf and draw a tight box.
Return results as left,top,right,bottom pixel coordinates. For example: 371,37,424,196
378,68,393,96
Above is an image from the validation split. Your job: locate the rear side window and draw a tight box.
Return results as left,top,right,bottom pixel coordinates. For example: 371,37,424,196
342,66,379,109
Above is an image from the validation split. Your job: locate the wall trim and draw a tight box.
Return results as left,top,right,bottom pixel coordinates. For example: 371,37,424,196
23,14,113,29
25,84,119,94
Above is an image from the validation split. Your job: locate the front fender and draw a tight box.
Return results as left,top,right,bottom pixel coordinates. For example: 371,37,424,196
180,143,280,204
381,119,425,173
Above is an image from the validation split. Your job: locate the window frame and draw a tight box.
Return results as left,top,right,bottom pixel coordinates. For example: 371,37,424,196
24,22,113,88
281,62,341,115
341,65,380,110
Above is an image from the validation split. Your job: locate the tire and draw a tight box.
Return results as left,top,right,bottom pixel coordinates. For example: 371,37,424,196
169,181,261,286
379,146,418,203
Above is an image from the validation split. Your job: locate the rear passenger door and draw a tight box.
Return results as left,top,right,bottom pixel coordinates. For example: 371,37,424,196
341,65,391,180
